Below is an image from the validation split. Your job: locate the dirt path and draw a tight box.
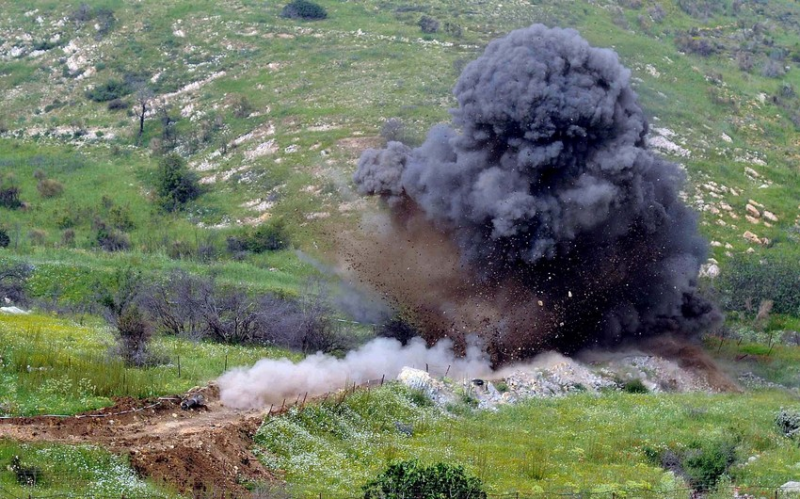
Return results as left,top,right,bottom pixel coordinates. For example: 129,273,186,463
0,385,276,497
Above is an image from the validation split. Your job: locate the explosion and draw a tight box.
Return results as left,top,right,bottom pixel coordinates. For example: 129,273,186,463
350,24,720,363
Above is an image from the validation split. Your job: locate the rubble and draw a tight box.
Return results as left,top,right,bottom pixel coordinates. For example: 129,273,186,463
398,352,717,411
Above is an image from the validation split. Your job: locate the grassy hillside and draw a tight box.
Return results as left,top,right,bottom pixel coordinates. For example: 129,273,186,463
0,0,798,281
2,0,800,496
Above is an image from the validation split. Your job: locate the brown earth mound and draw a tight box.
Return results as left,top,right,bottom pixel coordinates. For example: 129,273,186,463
0,385,276,497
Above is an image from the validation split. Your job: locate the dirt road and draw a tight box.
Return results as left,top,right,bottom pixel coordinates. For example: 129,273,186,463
0,385,275,497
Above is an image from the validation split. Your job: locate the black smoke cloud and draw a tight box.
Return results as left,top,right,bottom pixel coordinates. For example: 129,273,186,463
352,25,719,362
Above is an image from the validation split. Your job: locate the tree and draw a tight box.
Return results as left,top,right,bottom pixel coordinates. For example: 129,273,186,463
363,460,487,499
96,269,154,366
419,15,440,34
156,153,200,211
134,84,154,140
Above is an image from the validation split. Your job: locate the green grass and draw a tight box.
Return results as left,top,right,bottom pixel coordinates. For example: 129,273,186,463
2,0,800,284
0,440,178,498
0,313,301,416
255,384,800,497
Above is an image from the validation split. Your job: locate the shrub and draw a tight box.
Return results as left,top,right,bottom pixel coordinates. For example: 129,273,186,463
86,79,130,102
156,153,201,211
418,15,440,34
10,456,42,487
0,185,22,210
28,229,47,246
37,178,64,198
94,220,130,252
682,440,737,492
0,228,9,248
677,0,725,20
0,262,32,305
648,4,666,23
139,270,204,338
719,255,800,315
623,378,649,393
107,98,129,111
280,0,328,20
675,33,718,57
61,229,76,247
363,460,487,499
116,304,153,366
246,219,290,253
232,95,253,119
776,409,800,438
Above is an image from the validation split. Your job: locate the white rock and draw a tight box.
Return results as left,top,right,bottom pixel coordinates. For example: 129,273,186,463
780,482,800,493
699,263,720,279
0,306,30,315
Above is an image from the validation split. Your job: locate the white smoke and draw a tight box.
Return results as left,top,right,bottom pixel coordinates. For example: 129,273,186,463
218,337,492,409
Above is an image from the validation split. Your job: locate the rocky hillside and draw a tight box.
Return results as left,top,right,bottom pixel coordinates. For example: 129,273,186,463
0,0,798,292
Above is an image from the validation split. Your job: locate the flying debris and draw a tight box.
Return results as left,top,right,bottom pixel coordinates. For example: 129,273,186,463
351,24,719,363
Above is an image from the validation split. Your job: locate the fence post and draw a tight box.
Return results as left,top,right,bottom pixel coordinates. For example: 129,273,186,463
224,354,228,371
380,374,385,386
177,356,181,378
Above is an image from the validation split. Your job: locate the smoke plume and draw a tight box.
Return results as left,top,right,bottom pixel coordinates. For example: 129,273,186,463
219,337,490,409
349,24,719,363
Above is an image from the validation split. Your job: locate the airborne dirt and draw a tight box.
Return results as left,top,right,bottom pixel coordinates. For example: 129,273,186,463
0,385,274,497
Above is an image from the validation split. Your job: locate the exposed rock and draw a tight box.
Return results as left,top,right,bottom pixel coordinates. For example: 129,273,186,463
745,167,761,178
749,199,764,208
763,210,779,222
0,306,30,315
720,202,733,211
397,367,454,406
746,204,761,217
743,231,761,244
780,482,800,495
699,263,720,278
745,215,760,225
710,241,722,247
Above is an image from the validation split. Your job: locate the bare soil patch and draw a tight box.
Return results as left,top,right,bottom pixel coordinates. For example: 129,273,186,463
0,385,275,497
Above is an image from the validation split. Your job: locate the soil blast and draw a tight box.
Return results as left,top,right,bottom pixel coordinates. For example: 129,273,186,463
349,24,720,363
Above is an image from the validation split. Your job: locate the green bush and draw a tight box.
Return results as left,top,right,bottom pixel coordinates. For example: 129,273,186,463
363,460,486,499
0,228,9,248
623,379,649,394
682,440,737,492
245,219,290,253
280,0,328,20
94,220,130,252
37,178,64,198
156,153,200,212
719,255,800,315
86,79,130,102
